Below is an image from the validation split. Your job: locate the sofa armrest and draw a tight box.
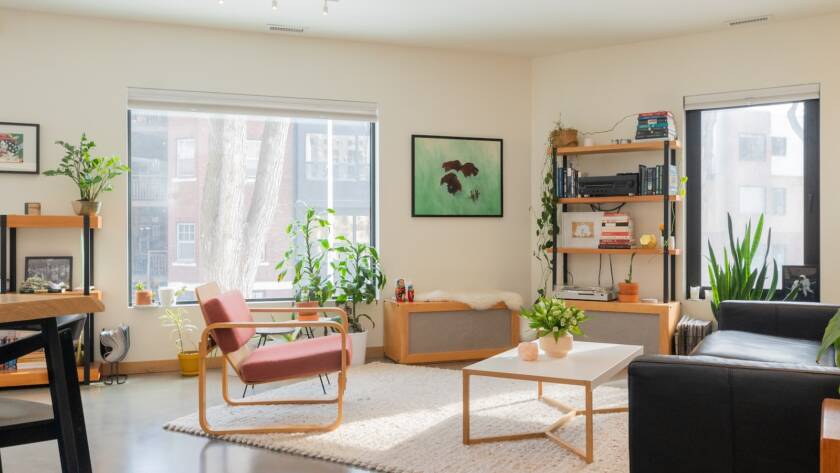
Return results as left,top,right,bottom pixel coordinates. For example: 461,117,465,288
629,355,840,473
718,300,839,341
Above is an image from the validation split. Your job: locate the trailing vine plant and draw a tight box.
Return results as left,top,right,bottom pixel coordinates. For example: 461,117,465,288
533,157,559,301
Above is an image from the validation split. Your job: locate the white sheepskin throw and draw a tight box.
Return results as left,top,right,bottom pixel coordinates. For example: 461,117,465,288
415,289,524,311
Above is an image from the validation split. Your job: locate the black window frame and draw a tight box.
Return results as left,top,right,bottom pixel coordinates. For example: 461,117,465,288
127,110,378,306
685,99,820,299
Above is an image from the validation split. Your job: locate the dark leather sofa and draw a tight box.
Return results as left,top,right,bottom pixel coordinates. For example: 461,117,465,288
628,301,840,473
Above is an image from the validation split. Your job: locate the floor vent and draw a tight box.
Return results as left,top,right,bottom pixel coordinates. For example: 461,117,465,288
727,15,771,27
267,24,306,33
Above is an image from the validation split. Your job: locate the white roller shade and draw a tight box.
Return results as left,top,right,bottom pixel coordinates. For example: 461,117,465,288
127,87,378,122
684,83,819,111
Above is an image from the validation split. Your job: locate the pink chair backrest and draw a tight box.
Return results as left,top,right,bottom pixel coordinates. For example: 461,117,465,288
199,290,255,354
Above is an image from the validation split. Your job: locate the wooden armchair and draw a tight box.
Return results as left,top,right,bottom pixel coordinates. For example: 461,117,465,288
195,283,350,435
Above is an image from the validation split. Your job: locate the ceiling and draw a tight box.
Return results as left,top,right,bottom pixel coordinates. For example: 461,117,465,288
2,0,839,56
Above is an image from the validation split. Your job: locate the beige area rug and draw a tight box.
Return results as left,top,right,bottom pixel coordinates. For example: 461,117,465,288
165,363,629,473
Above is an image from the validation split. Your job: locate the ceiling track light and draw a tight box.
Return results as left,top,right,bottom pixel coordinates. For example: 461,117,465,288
218,0,224,4
323,0,329,15
272,0,278,10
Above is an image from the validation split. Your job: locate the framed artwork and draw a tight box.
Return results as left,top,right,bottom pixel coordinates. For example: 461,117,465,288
25,257,73,289
782,264,819,302
561,212,604,248
0,122,39,174
412,135,503,217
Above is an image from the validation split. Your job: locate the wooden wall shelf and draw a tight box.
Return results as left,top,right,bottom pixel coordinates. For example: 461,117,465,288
549,247,680,256
558,195,681,204
548,140,681,157
5,215,102,229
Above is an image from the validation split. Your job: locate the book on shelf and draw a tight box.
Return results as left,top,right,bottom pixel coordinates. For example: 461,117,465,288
636,164,678,195
636,111,677,141
599,213,633,249
555,165,581,198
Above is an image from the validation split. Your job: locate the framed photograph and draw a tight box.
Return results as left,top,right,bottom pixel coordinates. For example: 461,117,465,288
24,202,41,215
412,135,503,217
561,212,604,248
25,257,73,289
0,122,39,174
782,264,819,302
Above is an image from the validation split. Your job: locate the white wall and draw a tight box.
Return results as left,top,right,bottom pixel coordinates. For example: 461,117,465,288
0,9,532,361
531,14,840,320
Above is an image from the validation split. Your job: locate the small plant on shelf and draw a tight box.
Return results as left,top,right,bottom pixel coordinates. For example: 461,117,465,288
158,287,199,376
43,133,130,216
618,253,640,303
548,114,579,148
521,296,587,358
134,282,153,306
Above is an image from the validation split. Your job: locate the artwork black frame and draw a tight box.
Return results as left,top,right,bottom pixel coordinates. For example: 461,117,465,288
0,122,40,174
782,264,819,302
411,134,504,218
25,256,73,289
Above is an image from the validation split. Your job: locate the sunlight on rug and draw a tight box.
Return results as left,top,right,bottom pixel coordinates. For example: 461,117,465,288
165,362,629,473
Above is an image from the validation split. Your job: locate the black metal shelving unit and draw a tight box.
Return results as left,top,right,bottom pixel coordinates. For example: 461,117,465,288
0,214,98,385
550,140,679,302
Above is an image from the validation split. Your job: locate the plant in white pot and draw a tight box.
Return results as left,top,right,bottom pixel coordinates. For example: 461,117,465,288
333,236,386,366
44,134,130,216
521,297,587,358
276,207,336,321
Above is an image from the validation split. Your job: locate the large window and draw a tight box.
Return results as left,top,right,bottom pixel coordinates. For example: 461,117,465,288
128,91,376,304
686,94,819,296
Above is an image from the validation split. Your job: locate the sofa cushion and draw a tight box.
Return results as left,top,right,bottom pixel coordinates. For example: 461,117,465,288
238,334,352,384
693,330,836,367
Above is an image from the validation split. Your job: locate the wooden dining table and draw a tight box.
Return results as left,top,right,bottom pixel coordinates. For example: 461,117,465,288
0,293,104,473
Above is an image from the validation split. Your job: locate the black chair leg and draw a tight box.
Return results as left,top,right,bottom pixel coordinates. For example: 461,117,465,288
43,318,92,473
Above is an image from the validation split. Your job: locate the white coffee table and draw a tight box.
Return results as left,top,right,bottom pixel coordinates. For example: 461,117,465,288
462,341,642,463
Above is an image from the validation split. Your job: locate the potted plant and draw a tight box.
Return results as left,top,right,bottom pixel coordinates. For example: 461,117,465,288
158,287,199,376
333,236,386,365
817,310,840,394
707,213,798,318
44,134,130,216
618,253,640,303
134,282,154,306
548,115,579,148
521,297,587,358
276,207,336,321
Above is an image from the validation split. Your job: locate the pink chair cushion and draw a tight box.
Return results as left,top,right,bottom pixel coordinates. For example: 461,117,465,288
201,290,255,354
238,334,352,384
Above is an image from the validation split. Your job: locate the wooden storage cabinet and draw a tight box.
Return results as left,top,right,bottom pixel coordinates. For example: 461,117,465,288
564,300,680,355
384,300,519,364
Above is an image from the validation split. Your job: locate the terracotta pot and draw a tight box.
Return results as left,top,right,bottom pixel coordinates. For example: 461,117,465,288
178,351,199,377
539,333,574,358
550,128,579,148
296,300,320,321
618,282,640,303
135,290,153,306
72,200,101,216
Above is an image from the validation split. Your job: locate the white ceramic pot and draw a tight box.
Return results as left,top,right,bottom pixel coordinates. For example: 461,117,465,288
349,330,367,366
539,333,574,358
158,287,175,307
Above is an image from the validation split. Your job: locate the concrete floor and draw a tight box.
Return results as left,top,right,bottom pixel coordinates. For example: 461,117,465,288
0,368,373,473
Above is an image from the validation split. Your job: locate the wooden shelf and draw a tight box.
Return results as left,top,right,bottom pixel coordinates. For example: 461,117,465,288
548,140,680,157
562,299,679,314
8,290,102,300
0,362,101,388
549,247,680,255
5,215,102,229
559,195,681,204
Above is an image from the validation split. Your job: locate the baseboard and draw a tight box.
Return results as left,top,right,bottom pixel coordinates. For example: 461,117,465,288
102,347,386,375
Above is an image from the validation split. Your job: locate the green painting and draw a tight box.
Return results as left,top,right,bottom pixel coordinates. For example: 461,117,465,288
412,135,503,217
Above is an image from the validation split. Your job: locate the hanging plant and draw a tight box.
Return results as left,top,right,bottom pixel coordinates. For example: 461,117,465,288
533,157,558,301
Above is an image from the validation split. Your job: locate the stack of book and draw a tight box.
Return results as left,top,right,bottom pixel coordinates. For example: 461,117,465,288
638,164,678,195
599,212,633,249
673,315,713,355
555,164,581,198
636,111,677,141
16,350,47,371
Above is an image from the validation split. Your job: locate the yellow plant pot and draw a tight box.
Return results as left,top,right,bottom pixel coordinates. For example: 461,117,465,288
178,351,200,377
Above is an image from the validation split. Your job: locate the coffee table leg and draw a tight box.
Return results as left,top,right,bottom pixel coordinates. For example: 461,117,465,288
585,384,593,463
537,380,543,399
462,371,470,444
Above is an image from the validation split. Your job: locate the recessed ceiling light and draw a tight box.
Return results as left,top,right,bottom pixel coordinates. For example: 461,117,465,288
272,0,278,10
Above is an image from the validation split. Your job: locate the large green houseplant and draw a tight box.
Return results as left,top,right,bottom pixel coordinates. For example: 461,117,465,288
44,134,130,215
333,236,386,365
707,213,798,318
521,297,587,358
276,207,336,321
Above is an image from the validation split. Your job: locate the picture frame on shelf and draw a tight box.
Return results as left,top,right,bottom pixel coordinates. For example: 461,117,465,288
24,202,41,215
561,212,604,248
0,122,39,174
411,135,503,217
782,264,819,302
24,256,73,290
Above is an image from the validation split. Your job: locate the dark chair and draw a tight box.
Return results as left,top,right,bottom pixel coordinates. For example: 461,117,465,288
0,314,88,472
628,301,840,473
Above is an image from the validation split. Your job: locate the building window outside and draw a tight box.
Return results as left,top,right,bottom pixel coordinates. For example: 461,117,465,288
176,223,196,263
176,138,196,178
769,187,787,216
771,136,787,156
738,133,767,161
